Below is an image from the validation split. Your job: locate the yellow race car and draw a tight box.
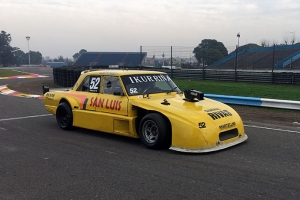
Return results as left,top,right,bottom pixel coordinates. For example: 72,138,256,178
43,69,247,153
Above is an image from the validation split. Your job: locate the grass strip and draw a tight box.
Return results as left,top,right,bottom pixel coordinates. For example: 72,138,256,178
173,79,300,101
0,69,28,77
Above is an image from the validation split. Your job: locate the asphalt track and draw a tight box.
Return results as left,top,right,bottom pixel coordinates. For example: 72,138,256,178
0,67,300,199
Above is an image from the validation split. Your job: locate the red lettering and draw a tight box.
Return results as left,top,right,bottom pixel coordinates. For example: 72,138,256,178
90,97,94,106
117,101,122,111
110,100,116,110
105,99,110,109
98,98,104,108
92,97,98,107
115,100,119,110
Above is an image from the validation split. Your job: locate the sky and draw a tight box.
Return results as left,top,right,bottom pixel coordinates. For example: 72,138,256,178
1,0,300,59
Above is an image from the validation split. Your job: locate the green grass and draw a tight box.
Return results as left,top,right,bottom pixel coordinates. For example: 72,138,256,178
0,69,27,77
173,79,300,101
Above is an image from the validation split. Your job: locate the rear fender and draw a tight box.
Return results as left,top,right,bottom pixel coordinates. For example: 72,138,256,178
59,97,80,110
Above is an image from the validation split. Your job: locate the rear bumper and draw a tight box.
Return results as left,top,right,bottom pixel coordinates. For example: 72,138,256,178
169,134,248,153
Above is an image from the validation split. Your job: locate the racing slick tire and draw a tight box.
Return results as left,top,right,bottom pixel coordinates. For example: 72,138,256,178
139,113,171,150
56,102,73,130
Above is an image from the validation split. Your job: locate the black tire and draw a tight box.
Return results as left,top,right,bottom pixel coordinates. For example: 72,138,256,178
139,113,171,150
56,102,73,130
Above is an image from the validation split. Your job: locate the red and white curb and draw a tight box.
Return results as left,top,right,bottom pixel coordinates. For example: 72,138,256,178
0,74,48,79
0,85,43,99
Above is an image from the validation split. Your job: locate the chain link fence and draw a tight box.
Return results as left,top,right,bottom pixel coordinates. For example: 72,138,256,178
140,44,300,70
140,46,199,69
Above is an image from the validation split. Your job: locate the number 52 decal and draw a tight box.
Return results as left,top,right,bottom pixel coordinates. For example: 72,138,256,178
130,88,138,94
90,77,100,92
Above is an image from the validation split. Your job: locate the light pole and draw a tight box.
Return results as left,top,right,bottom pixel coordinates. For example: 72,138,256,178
26,36,30,66
236,32,240,67
235,32,240,81
237,32,240,47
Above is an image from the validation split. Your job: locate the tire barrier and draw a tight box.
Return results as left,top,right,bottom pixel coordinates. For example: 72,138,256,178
53,65,142,87
53,66,89,87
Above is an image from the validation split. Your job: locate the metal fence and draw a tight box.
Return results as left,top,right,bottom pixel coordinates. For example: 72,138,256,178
53,65,300,87
140,46,197,69
140,44,300,70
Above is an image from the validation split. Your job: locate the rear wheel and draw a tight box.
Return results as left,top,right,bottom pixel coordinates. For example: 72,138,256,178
139,113,171,150
56,102,73,130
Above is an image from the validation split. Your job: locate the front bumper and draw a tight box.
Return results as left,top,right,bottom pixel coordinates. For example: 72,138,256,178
169,134,248,153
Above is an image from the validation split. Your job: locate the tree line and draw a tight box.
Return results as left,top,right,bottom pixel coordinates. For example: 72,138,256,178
0,31,43,66
0,30,87,67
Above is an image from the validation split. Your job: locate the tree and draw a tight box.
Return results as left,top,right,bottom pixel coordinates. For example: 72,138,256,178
290,32,296,45
23,51,42,65
236,43,261,53
73,49,87,60
73,53,79,60
260,39,270,47
12,49,26,66
193,39,228,65
79,49,87,54
0,31,14,66
54,56,65,62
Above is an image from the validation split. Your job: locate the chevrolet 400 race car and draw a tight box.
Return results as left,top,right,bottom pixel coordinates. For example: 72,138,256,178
43,70,247,153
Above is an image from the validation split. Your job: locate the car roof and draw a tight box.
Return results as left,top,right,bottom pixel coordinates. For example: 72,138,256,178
83,69,166,76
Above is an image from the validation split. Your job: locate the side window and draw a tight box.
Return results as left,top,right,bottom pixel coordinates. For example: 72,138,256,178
103,76,123,95
77,76,101,93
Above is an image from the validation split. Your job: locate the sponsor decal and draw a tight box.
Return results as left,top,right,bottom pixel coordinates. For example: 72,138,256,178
127,74,171,84
83,98,88,110
46,93,55,97
207,109,232,120
204,108,220,112
198,122,206,128
66,94,88,109
219,122,236,130
90,97,122,111
99,72,117,75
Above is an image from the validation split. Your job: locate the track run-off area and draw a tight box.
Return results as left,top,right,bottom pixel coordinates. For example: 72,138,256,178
0,67,299,199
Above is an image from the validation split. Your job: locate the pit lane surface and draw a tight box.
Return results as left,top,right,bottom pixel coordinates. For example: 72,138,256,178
0,68,300,199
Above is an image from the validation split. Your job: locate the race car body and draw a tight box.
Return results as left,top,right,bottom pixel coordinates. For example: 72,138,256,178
44,69,247,153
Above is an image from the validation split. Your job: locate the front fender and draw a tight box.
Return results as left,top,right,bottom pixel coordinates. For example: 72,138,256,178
130,98,245,151
130,100,207,148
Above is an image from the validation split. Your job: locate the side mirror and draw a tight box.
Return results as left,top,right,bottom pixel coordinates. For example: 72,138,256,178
43,85,50,94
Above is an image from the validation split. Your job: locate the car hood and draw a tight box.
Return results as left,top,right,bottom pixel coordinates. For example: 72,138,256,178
129,93,242,125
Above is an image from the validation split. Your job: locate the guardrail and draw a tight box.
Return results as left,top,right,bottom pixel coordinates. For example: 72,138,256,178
205,94,300,110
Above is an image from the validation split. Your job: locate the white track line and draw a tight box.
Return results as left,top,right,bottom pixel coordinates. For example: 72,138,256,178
0,114,52,122
244,124,300,134
1,114,299,134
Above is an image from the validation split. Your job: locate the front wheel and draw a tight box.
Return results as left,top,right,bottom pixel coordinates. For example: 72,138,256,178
56,102,73,130
139,113,171,150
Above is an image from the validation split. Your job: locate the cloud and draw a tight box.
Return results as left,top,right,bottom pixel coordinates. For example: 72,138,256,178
1,0,300,58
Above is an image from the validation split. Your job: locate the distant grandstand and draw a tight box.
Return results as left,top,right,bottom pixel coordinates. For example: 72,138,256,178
46,62,67,68
74,52,146,67
209,44,300,70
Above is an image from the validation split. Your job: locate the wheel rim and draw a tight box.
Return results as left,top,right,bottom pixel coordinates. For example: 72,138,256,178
57,108,69,127
142,120,159,144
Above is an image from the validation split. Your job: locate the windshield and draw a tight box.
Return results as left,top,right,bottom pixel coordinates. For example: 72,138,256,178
121,74,181,96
